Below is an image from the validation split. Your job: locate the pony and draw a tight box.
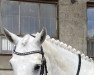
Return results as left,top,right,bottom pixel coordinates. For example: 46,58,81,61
3,28,94,75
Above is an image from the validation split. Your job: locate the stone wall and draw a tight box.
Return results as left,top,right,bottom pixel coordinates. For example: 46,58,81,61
0,55,12,75
59,0,87,54
0,56,12,69
0,70,13,75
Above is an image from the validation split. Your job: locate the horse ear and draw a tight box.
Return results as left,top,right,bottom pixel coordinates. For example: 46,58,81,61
3,28,21,45
35,28,47,45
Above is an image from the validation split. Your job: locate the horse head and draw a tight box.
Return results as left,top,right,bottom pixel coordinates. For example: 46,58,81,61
4,28,47,75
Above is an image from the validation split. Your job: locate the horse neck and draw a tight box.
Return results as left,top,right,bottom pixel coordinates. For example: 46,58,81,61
42,40,79,75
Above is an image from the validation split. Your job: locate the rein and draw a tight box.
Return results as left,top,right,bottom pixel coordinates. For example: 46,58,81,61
76,54,81,75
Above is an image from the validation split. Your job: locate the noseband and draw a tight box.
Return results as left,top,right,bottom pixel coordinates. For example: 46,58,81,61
13,35,48,75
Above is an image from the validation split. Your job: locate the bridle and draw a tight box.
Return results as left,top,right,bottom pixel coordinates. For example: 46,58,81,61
12,35,81,75
13,35,48,75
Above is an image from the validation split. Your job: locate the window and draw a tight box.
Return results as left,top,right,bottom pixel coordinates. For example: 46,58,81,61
0,0,57,54
87,2,94,58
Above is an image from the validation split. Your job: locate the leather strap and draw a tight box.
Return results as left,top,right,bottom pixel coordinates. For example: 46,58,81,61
76,54,81,75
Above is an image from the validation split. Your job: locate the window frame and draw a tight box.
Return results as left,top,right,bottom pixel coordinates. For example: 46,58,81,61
87,1,94,59
0,0,59,55
87,2,94,7
10,0,58,4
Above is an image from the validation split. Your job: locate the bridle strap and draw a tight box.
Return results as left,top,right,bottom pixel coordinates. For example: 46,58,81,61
76,54,81,75
13,46,48,75
40,47,48,75
13,47,42,56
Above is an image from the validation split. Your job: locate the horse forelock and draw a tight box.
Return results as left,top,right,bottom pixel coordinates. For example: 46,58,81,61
21,34,30,46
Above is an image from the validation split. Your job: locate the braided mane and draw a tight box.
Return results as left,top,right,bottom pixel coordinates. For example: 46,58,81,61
45,35,94,63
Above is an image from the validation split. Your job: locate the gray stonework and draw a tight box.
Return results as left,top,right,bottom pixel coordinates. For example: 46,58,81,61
0,70,13,75
0,56,12,69
0,0,92,75
59,0,87,54
0,56,13,75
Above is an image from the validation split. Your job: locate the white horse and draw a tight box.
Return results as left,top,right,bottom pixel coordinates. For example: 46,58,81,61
3,28,94,75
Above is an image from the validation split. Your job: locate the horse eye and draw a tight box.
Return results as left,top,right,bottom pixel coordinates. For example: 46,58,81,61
34,64,41,71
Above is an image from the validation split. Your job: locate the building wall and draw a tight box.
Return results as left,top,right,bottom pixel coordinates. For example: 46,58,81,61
59,0,88,54
0,0,91,75
0,55,13,74
0,70,13,75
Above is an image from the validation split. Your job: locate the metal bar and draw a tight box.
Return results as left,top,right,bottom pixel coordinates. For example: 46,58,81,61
87,2,94,7
19,2,21,34
9,0,58,4
0,68,13,70
0,53,12,56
